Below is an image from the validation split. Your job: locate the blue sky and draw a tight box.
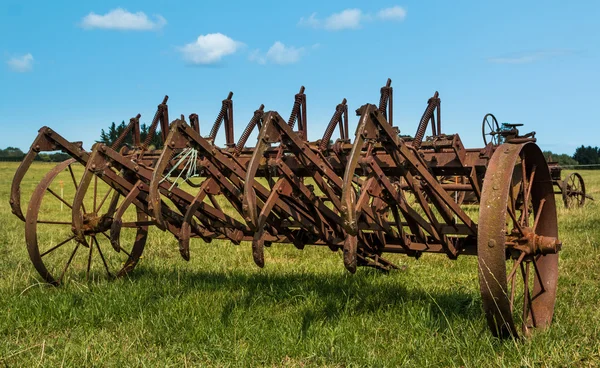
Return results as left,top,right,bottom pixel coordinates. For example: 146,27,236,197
1,1,598,154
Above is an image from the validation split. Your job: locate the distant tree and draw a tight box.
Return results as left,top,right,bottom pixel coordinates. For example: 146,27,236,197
98,121,162,149
573,145,600,166
140,123,163,149
543,150,579,166
0,146,24,158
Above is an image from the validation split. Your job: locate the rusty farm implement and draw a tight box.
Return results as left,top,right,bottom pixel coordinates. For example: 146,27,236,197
10,79,562,338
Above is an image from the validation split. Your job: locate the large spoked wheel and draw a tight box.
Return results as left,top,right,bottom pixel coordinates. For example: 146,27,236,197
25,159,148,286
562,172,585,208
478,143,560,338
482,113,500,146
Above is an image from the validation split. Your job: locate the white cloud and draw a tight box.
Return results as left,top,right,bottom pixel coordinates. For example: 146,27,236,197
7,53,33,72
377,6,407,21
325,9,363,30
299,6,406,31
250,42,305,65
487,50,571,64
80,8,166,31
180,33,242,65
298,13,320,28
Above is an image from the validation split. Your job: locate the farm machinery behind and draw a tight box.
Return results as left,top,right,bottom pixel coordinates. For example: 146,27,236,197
10,79,562,339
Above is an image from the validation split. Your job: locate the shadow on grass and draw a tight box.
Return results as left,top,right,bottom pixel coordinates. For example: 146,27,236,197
126,266,482,333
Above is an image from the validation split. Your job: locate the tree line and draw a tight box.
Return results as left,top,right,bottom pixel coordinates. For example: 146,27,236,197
543,146,600,168
0,120,163,162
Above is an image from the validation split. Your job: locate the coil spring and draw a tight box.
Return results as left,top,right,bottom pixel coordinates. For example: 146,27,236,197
209,103,228,140
413,92,439,149
209,92,233,141
142,108,162,149
378,88,389,115
319,100,346,151
235,105,264,156
287,95,303,129
111,114,139,151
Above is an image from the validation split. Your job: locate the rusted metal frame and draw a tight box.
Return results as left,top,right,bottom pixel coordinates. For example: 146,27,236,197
276,160,344,243
69,148,188,242
250,179,316,266
243,111,348,248
140,96,169,150
109,180,143,251
189,113,200,134
378,142,447,242
269,111,357,214
98,143,248,240
468,166,482,202
265,111,388,242
368,107,477,236
149,120,243,229
171,168,246,243
383,236,477,255
199,160,290,240
350,175,394,235
167,119,316,241
378,133,459,256
366,159,437,244
11,127,88,221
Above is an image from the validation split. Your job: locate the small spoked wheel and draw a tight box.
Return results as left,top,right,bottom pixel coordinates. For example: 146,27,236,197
25,159,148,286
478,143,560,338
562,172,585,208
482,113,500,146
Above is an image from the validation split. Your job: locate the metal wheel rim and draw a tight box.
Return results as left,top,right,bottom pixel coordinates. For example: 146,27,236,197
562,172,585,208
482,113,500,146
477,143,559,338
25,160,148,285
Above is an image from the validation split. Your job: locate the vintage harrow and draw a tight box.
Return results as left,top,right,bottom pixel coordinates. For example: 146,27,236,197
547,159,590,208
10,79,562,338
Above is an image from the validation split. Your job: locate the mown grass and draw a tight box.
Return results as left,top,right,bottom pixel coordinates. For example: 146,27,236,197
1,162,599,367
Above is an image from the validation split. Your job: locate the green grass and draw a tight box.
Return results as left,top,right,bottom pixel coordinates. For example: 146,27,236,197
1,162,599,367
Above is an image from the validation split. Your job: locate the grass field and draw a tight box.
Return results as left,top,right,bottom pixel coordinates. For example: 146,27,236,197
1,161,599,367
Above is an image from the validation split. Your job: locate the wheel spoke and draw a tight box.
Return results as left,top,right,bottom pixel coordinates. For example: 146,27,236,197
531,255,546,296
46,187,73,209
93,175,98,213
96,187,113,213
68,165,86,213
507,251,526,283
507,206,524,236
510,263,517,313
120,246,132,258
533,198,546,233
520,159,528,227
40,235,76,257
93,236,113,278
121,221,154,228
37,220,72,225
86,236,93,282
58,243,81,284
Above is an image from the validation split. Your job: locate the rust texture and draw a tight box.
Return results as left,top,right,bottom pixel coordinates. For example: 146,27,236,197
11,79,563,338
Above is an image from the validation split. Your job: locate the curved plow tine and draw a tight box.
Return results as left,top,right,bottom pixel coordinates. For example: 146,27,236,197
149,120,185,231
110,181,143,252
11,127,86,221
179,178,216,261
242,113,279,229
